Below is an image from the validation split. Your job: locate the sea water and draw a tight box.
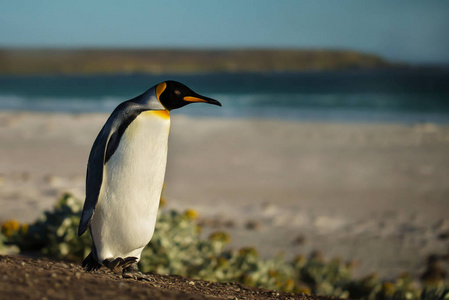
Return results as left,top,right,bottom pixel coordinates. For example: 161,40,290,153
0,69,448,124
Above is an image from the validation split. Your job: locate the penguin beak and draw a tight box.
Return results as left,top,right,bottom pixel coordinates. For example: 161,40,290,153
183,94,222,107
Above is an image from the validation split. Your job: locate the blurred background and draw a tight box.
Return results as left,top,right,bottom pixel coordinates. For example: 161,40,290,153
1,0,449,293
1,1,449,122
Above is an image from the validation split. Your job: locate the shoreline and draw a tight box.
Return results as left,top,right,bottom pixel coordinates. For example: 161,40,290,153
1,108,449,127
1,110,449,279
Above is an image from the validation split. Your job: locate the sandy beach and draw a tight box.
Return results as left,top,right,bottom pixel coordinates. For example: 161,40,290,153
1,110,448,279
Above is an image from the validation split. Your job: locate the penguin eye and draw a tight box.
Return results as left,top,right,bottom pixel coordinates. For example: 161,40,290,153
174,90,182,97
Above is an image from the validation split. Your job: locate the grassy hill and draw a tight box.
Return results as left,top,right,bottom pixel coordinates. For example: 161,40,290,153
0,48,394,75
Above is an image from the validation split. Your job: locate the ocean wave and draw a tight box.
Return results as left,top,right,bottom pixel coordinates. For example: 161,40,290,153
1,93,448,124
0,94,123,113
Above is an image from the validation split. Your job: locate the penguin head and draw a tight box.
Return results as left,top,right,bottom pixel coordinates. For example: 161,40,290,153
156,81,221,111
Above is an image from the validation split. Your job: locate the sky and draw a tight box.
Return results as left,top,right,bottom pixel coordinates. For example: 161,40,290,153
1,1,449,64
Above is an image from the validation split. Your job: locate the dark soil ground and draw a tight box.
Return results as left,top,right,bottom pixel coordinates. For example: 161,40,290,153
0,255,335,300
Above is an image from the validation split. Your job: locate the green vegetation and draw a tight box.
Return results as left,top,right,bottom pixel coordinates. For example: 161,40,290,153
0,49,395,75
1,193,448,299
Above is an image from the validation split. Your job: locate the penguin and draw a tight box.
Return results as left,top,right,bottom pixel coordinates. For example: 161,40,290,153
78,81,221,279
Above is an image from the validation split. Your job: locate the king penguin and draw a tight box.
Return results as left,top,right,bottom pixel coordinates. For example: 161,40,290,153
78,81,221,279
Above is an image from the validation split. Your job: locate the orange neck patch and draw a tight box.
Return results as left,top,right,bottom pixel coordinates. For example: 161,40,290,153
151,110,170,119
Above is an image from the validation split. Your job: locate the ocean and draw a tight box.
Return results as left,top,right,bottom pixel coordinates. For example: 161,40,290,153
1,69,449,124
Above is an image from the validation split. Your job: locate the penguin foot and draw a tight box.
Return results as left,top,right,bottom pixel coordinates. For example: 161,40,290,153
122,262,151,281
82,251,102,272
103,256,137,273
122,271,151,281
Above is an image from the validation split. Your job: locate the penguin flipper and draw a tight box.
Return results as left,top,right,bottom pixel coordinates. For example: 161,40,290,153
78,121,112,236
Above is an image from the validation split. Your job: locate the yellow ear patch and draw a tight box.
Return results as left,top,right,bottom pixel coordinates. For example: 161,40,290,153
156,82,167,99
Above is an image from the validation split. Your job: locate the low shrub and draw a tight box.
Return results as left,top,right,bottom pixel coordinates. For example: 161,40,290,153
2,193,448,299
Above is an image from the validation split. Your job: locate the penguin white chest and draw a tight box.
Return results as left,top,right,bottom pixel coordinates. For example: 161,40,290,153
91,110,170,261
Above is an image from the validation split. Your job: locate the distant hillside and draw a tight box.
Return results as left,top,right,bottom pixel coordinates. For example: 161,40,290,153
0,48,395,75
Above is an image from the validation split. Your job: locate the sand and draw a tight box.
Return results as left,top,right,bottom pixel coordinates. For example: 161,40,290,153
1,111,448,279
